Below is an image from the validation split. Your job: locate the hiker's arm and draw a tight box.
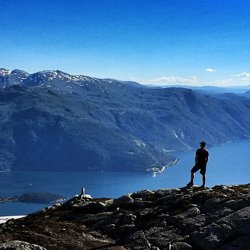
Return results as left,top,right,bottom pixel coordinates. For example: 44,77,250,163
205,152,209,163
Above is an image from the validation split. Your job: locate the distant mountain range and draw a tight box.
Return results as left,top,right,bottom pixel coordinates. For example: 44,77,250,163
1,68,250,172
145,83,250,95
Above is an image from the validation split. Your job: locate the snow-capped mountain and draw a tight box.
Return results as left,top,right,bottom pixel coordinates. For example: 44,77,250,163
0,68,29,86
0,69,142,94
1,68,250,172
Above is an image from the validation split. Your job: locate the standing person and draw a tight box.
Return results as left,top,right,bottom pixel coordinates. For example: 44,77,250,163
187,141,209,188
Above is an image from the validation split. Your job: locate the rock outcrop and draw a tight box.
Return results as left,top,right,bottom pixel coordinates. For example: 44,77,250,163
0,240,46,250
0,184,249,249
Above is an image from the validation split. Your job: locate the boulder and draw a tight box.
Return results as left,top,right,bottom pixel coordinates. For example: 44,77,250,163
172,242,193,250
72,201,107,214
113,194,134,208
131,190,155,200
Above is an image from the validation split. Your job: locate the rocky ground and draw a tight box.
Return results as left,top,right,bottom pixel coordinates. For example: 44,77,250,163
0,184,249,250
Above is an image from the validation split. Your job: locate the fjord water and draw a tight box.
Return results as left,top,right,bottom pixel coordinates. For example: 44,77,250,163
0,139,250,216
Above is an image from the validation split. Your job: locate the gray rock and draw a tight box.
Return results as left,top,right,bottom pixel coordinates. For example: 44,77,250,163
178,214,206,230
212,185,234,192
113,194,134,207
221,206,250,234
133,200,152,208
172,242,193,250
0,240,46,250
202,197,226,212
126,230,151,249
122,213,137,224
103,223,116,233
191,222,237,249
131,190,155,199
191,206,250,250
223,199,248,212
173,207,201,220
118,223,136,234
155,188,174,197
151,247,160,250
72,201,106,213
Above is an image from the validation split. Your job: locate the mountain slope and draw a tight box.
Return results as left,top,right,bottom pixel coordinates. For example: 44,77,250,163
1,69,250,171
0,85,174,171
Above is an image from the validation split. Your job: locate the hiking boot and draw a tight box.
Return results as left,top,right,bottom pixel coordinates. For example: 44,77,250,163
186,181,194,188
200,185,205,188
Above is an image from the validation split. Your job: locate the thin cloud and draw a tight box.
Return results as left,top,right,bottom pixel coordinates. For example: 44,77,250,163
239,72,250,79
143,76,200,86
211,78,235,86
205,68,216,73
139,72,250,87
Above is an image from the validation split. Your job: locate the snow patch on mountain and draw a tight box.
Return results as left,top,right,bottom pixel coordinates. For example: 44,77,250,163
0,68,11,75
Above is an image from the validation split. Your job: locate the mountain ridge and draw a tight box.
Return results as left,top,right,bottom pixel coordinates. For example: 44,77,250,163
1,68,250,172
0,68,143,89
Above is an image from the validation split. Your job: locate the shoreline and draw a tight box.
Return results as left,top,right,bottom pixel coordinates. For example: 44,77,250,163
0,215,25,224
146,158,179,176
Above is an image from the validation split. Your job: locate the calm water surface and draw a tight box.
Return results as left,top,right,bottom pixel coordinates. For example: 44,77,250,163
0,139,249,216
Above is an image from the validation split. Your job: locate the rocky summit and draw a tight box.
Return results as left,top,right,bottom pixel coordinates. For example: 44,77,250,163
0,184,250,250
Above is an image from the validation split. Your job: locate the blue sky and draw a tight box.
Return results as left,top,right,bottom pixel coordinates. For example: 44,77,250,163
1,0,250,86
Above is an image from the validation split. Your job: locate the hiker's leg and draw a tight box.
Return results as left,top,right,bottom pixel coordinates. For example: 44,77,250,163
201,174,206,187
191,171,195,184
190,164,199,185
200,164,206,187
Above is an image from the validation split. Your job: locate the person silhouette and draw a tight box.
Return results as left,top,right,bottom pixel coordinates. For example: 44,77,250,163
187,141,209,188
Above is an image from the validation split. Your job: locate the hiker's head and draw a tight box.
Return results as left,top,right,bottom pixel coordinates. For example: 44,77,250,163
200,141,206,148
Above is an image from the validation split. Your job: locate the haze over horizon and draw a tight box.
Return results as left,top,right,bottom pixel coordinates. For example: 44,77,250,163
1,0,250,86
